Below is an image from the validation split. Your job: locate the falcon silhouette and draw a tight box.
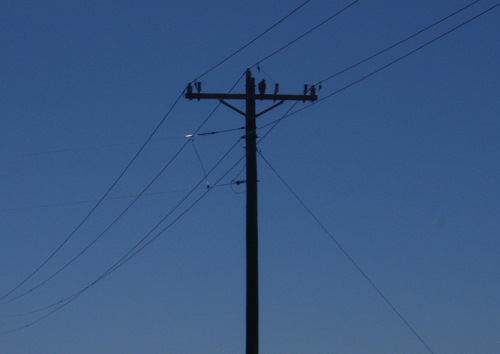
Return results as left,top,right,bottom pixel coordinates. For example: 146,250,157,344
258,79,266,95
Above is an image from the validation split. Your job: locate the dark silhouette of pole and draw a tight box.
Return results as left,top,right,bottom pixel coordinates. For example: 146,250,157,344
185,69,317,354
245,69,259,354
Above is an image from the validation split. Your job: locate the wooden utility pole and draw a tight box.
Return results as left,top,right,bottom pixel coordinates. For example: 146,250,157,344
185,69,317,354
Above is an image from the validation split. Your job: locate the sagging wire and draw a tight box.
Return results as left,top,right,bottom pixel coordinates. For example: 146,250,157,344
258,1,499,135
0,89,187,304
190,137,210,189
256,64,277,84
0,142,246,334
0,72,246,307
184,125,246,189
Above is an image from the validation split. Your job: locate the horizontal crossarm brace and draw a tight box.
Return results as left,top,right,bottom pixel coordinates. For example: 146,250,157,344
186,93,317,101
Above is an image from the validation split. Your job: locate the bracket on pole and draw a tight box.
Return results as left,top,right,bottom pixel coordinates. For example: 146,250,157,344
220,99,246,117
256,101,284,118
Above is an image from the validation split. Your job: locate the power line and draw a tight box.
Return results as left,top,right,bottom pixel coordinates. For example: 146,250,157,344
237,0,364,142
1,0,349,337
293,2,500,116
0,140,245,335
190,138,210,188
2,141,242,319
2,140,242,320
3,0,493,340
196,126,245,136
0,136,183,159
192,0,313,81
259,2,499,132
312,0,482,86
244,5,498,351
0,73,246,306
258,151,435,354
0,90,186,303
0,0,316,319
0,183,236,213
0,126,244,160
252,0,360,67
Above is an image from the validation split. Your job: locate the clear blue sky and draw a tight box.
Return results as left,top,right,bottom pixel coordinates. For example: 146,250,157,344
1,1,499,353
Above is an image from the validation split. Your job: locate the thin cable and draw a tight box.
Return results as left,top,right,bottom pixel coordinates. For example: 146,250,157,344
294,2,500,116
0,136,184,160
0,90,186,302
191,138,210,188
0,189,196,213
1,2,311,162
313,0,482,86
258,151,434,353
0,184,236,213
0,144,245,334
252,0,360,66
197,126,245,136
0,72,246,305
257,66,277,84
259,101,302,143
192,0,313,81
2,139,242,318
1,126,244,160
5,0,491,332
260,2,499,131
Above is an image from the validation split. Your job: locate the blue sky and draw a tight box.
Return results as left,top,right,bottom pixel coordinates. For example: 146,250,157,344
1,1,499,353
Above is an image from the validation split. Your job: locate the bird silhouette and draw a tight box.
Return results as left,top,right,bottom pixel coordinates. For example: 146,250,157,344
258,79,266,95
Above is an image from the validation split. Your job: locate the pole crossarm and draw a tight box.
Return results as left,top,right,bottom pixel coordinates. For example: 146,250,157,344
186,92,317,101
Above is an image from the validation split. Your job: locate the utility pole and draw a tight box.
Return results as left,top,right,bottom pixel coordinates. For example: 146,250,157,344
185,69,317,354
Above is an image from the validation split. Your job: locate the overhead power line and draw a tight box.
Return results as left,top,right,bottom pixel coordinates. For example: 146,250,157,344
0,139,245,335
291,2,500,117
0,73,246,306
253,0,360,67
258,151,435,353
192,0,313,81
0,136,183,160
4,0,494,341
0,184,236,213
9,0,491,316
0,90,186,303
312,0,482,86
259,1,499,132
0,0,318,315
0,0,318,303
0,126,244,160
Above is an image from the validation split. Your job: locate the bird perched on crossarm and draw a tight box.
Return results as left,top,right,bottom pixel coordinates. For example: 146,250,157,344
258,79,266,95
